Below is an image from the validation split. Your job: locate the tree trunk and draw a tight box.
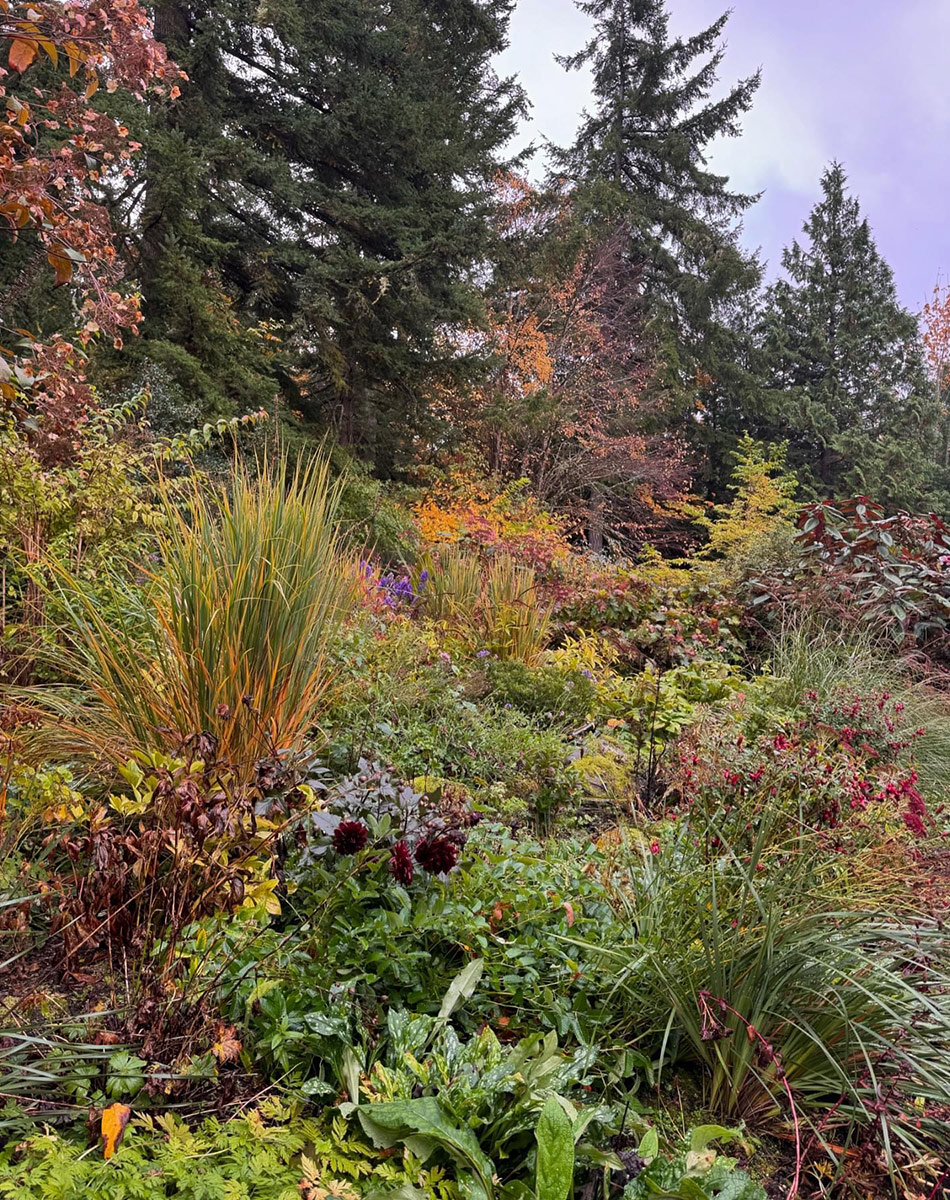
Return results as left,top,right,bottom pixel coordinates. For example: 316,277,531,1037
588,484,605,553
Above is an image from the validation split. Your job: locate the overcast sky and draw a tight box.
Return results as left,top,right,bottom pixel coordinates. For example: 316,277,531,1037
497,0,950,310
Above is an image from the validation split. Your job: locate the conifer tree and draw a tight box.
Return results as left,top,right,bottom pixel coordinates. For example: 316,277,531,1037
760,164,939,509
119,0,525,465
554,0,763,491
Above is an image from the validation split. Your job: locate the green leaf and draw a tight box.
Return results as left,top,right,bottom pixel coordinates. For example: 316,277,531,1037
364,1186,429,1200
341,1045,362,1105
637,1128,659,1162
437,958,485,1021
677,1180,712,1200
713,1173,763,1200
535,1095,574,1200
356,1097,495,1198
689,1125,734,1153
304,1011,348,1037
300,1078,337,1098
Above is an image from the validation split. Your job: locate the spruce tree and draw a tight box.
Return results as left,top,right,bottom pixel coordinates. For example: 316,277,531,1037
118,0,525,466
554,0,763,492
760,164,939,509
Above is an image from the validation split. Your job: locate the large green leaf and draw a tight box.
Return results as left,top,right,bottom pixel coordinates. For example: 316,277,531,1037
688,1125,734,1153
637,1128,659,1162
535,1095,574,1200
357,1097,495,1199
437,958,485,1021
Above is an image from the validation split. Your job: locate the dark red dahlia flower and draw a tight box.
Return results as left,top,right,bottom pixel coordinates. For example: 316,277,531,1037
333,820,369,855
415,834,459,875
389,839,413,885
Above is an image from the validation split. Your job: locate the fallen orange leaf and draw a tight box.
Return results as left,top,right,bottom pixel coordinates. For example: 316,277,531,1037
101,1102,131,1159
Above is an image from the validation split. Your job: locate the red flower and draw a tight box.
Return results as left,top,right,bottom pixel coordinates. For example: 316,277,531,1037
650,840,660,855
415,835,460,875
333,820,369,855
389,840,414,885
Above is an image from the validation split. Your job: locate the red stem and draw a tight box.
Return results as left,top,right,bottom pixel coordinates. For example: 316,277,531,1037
698,991,801,1200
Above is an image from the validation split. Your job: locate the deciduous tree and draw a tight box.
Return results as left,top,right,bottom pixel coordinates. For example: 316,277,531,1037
443,176,689,549
0,0,179,462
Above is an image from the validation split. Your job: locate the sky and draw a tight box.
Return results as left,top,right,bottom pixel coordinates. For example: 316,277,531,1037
497,0,950,311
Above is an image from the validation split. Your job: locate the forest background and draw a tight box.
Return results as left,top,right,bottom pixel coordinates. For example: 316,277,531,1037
5,0,950,549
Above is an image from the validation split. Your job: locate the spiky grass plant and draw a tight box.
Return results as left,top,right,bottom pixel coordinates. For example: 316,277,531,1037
39,457,358,778
483,554,552,665
422,547,484,631
583,826,950,1169
422,547,552,665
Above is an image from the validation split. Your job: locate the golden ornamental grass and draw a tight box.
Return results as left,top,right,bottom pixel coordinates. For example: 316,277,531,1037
38,457,358,779
422,545,552,665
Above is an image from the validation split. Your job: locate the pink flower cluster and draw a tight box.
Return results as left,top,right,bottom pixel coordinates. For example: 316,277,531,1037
676,690,938,849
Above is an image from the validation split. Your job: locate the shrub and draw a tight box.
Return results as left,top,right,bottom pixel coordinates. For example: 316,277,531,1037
751,497,950,653
215,826,624,1094
486,659,596,723
694,435,799,583
553,567,745,672
675,687,935,861
413,474,570,571
766,619,950,810
323,627,580,822
34,744,301,968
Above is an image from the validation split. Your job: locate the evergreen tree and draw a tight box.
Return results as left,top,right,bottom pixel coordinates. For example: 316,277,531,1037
118,0,525,466
760,164,940,509
553,0,763,492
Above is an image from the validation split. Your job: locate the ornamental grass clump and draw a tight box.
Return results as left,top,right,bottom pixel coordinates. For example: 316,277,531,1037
39,457,358,781
422,546,552,665
586,828,950,1170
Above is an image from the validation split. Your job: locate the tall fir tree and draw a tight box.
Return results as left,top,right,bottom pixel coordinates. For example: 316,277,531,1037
114,0,525,466
760,164,940,510
553,0,763,493
120,0,283,422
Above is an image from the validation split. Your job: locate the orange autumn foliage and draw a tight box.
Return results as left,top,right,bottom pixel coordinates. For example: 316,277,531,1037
101,1102,131,1159
413,473,571,571
437,176,689,546
0,0,182,462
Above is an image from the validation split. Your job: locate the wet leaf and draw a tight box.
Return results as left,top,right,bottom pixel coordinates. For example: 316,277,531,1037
101,1102,131,1159
212,1025,242,1063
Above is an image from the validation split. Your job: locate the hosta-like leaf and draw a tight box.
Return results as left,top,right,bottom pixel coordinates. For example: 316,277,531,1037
535,1095,574,1200
356,1097,495,1198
